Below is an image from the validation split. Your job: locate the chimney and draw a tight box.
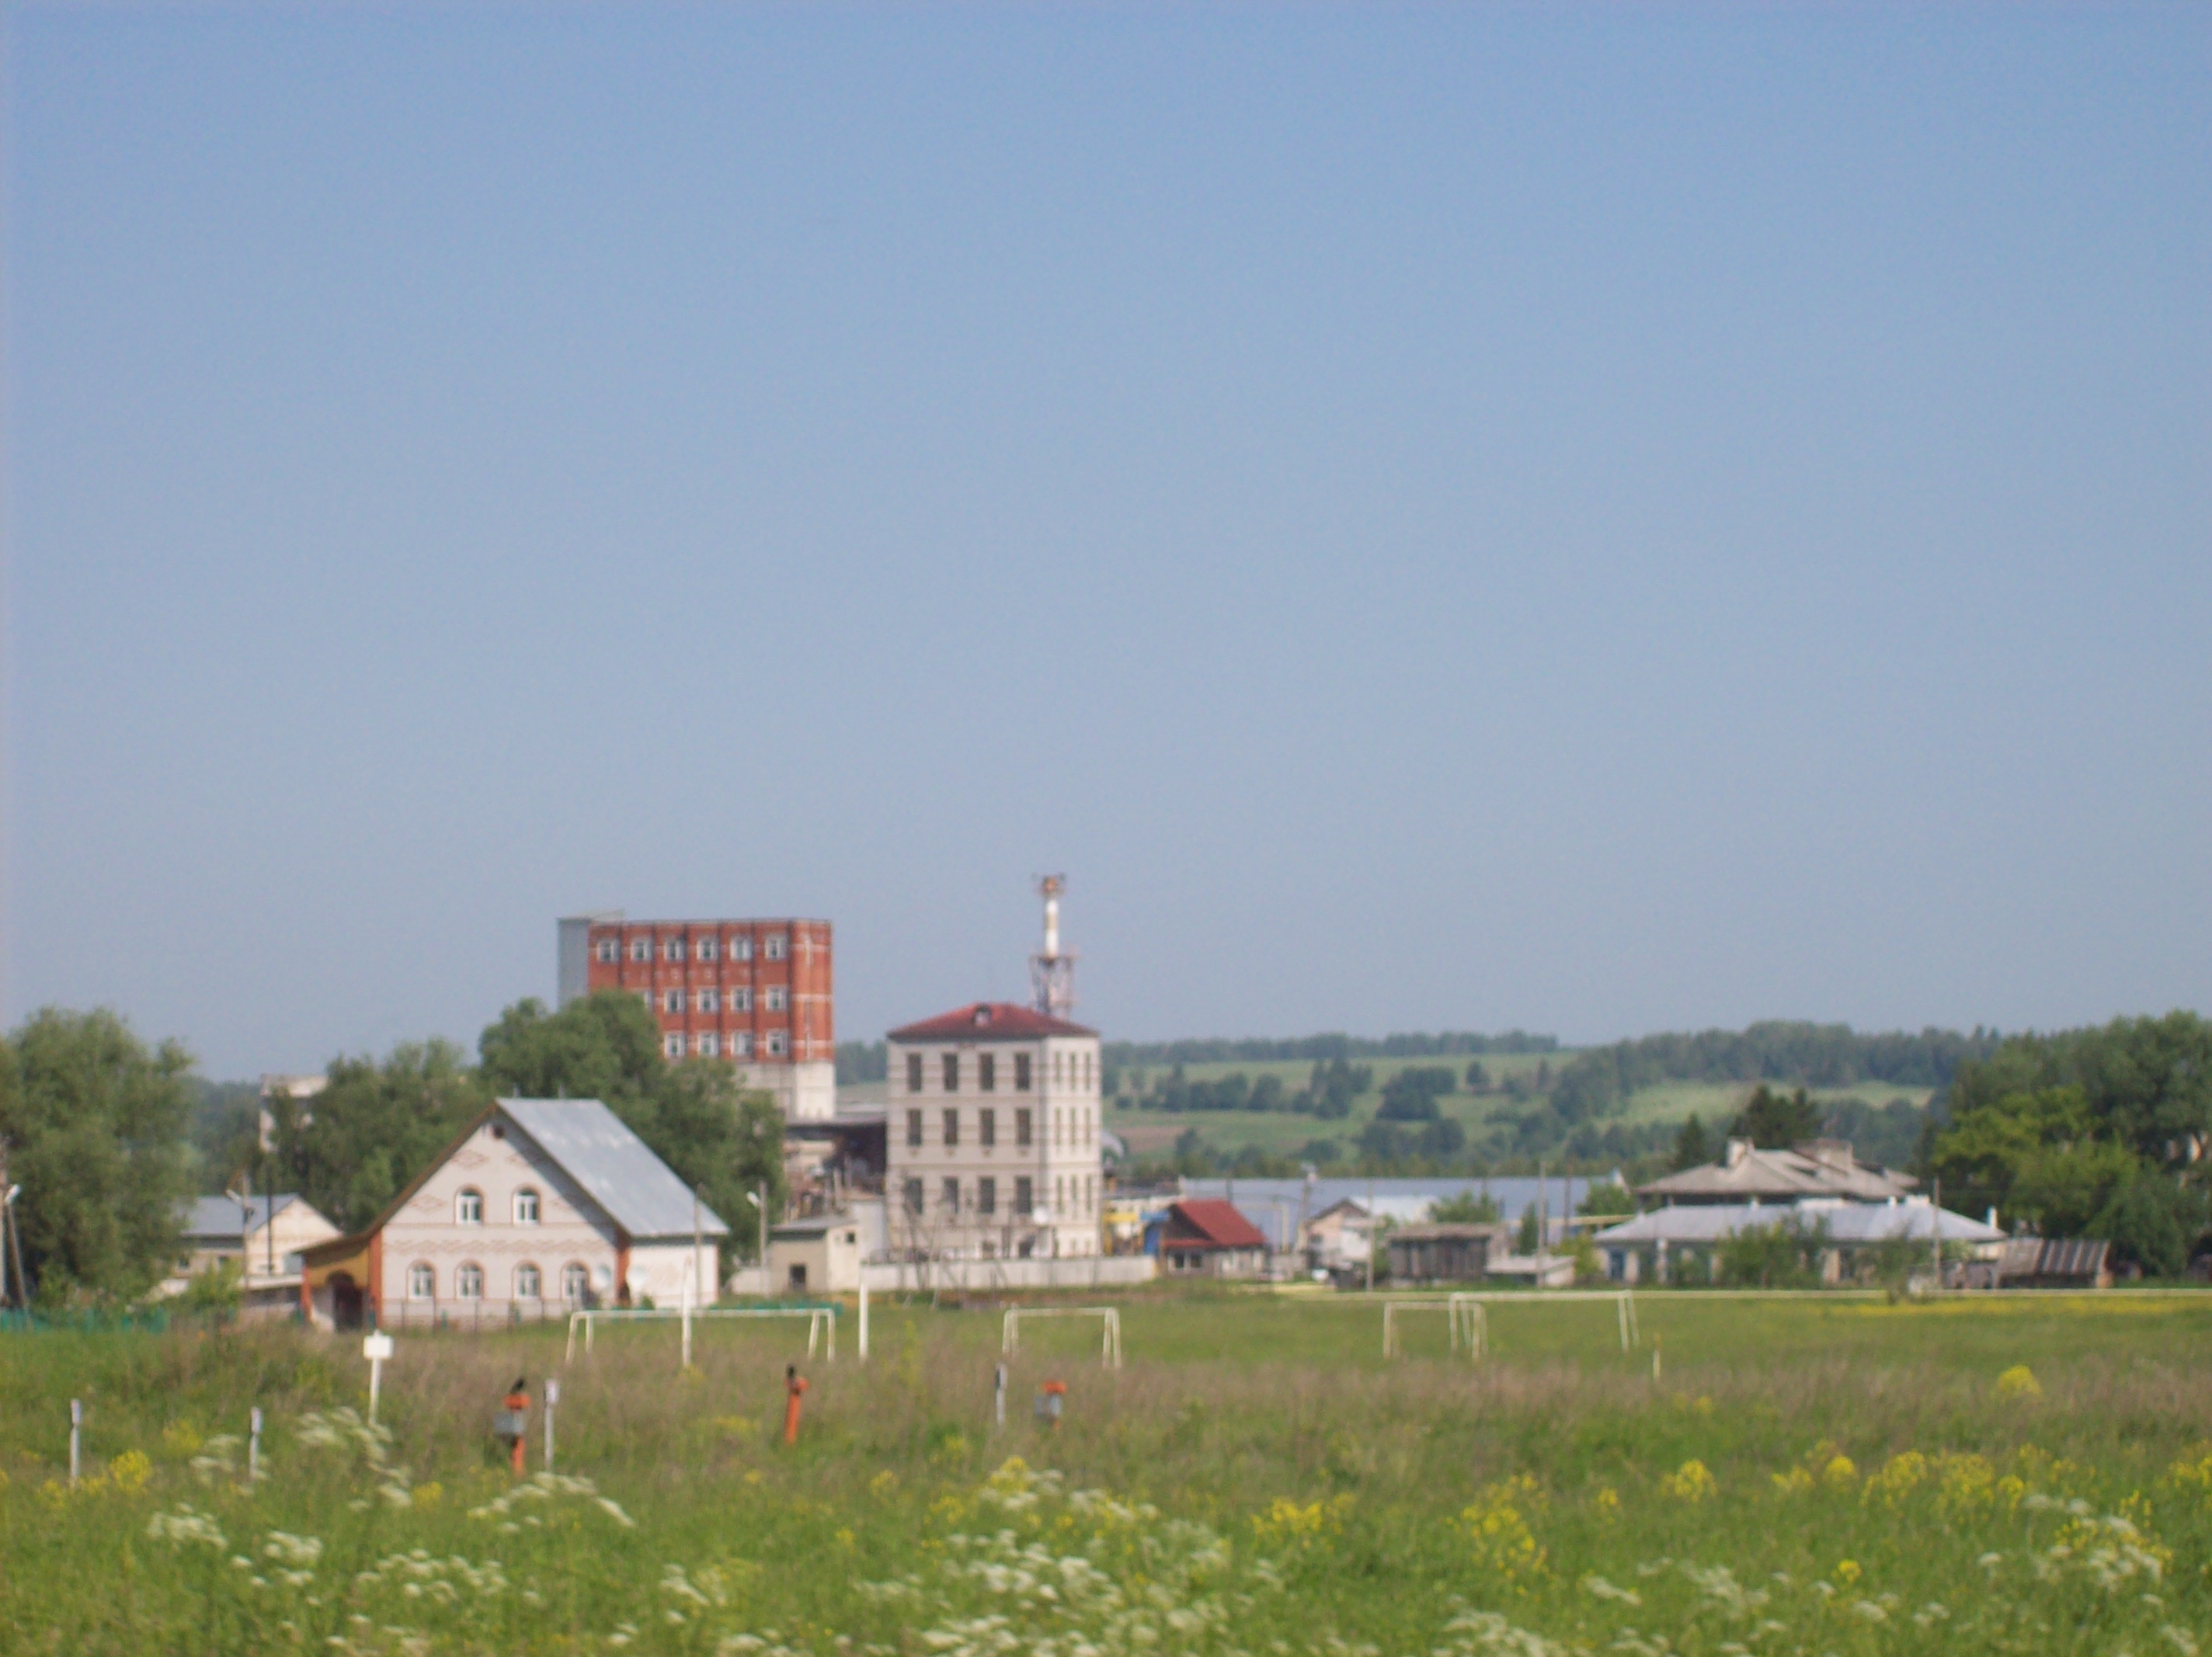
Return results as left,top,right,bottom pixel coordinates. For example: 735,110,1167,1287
1725,1138,1754,1169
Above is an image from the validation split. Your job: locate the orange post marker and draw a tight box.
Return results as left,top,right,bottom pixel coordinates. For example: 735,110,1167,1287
783,1363,809,1446
499,1377,530,1477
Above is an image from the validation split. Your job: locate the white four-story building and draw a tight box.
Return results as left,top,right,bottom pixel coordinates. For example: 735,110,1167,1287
884,1003,1103,1259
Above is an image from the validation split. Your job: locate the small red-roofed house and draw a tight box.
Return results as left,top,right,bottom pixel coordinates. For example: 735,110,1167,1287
1160,1199,1271,1278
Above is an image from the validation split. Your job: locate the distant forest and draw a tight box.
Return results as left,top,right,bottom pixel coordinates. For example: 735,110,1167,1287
1103,1031,1558,1066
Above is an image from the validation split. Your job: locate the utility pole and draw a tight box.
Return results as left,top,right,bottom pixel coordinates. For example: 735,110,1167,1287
1931,1176,1943,1290
693,1186,704,1308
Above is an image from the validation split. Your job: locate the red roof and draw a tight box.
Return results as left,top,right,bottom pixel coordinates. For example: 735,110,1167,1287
1164,1199,1269,1251
886,1002,1097,1042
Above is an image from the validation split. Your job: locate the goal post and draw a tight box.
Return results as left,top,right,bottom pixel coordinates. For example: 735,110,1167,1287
1382,1298,1483,1360
1000,1306,1123,1369
565,1304,837,1367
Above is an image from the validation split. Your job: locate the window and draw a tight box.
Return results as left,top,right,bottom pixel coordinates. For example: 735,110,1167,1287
788,1263,808,1291
513,1188,540,1225
663,937,686,962
630,937,652,962
1014,1052,1032,1091
942,1108,960,1148
562,1263,590,1302
730,988,752,1013
730,1031,753,1057
595,939,618,963
906,1052,923,1093
665,1033,685,1058
941,1052,959,1092
730,934,753,961
696,937,718,961
641,992,654,1011
978,1176,996,1215
457,1263,484,1300
457,1188,484,1225
1015,1108,1032,1148
941,1177,961,1213
979,1053,996,1092
697,1032,719,1058
979,1107,996,1148
697,988,718,1013
1014,1176,1034,1218
664,988,686,1013
1056,1176,1066,1213
765,933,788,961
409,1263,435,1299
906,1109,923,1148
1054,1052,1066,1085
903,1179,924,1217
515,1263,542,1299
765,1030,788,1056
764,985,787,1012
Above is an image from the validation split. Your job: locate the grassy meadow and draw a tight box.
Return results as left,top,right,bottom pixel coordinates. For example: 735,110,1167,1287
5,1289,2210,1654
1090,1052,1929,1163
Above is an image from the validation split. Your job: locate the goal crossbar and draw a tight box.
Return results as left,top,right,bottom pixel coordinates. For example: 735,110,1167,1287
566,1305,838,1364
1000,1306,1123,1369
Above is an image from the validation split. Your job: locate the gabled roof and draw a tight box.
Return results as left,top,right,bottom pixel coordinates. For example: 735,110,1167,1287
499,1099,729,1240
1594,1200,2002,1246
1636,1139,1916,1205
179,1193,304,1239
886,1002,1097,1043
1164,1199,1269,1250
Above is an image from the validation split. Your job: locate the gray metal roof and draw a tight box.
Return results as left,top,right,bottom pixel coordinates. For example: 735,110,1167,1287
497,1098,729,1241
179,1194,297,1240
1182,1176,1607,1250
1594,1200,2004,1247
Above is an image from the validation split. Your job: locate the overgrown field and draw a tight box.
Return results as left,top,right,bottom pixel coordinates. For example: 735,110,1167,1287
5,1291,2211,1655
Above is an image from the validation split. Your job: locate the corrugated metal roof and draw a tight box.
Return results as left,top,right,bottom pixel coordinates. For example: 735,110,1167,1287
497,1099,729,1241
1182,1177,1606,1249
1166,1199,1271,1249
1595,1201,2004,1247
179,1194,297,1239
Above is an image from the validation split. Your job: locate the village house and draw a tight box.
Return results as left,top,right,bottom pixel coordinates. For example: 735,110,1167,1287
1158,1199,1271,1277
296,1098,727,1330
163,1193,342,1318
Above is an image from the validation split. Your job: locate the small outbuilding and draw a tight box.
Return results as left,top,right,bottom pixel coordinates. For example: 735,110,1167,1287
1386,1222,1505,1285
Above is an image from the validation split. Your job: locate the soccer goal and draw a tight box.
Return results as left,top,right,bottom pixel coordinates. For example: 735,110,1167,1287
1000,1305,1123,1370
1381,1298,1485,1360
565,1303,838,1367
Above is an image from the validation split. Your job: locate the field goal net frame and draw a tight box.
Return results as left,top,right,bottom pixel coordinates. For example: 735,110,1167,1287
1381,1292,1640,1360
566,1304,838,1365
1000,1306,1124,1370
1381,1298,1485,1360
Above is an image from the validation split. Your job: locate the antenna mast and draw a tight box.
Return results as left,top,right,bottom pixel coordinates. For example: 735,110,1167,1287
1029,874,1076,1020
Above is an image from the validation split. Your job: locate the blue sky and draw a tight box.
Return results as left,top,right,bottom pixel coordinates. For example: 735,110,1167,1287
4,5,2207,1079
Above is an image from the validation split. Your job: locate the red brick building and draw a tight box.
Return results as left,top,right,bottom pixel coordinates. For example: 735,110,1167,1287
558,913,835,1120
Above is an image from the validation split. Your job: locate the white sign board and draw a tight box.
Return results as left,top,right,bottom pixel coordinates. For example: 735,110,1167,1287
362,1333,394,1360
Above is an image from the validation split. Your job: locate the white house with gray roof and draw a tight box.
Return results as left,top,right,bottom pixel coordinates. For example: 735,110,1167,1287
297,1098,727,1330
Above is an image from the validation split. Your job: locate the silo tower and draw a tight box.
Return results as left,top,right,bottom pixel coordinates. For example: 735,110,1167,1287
1029,874,1077,1020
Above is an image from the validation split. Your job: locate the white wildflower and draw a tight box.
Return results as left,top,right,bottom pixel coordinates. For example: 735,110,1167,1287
146,1506,228,1549
1581,1576,1642,1606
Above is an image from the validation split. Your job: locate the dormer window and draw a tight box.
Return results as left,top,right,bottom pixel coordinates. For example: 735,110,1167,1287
457,1189,484,1225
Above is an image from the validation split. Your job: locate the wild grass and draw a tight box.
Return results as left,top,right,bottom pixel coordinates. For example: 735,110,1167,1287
3,1292,2209,1653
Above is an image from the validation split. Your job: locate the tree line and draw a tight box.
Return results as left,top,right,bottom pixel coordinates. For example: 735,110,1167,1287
1102,1030,1556,1068
0,992,787,1308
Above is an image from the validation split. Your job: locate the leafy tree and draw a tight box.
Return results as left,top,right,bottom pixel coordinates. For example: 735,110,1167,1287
268,1040,487,1234
1718,1217,1825,1288
1515,1205,1541,1256
1465,1060,1490,1092
2092,1172,2204,1280
639,1060,788,1270
189,1079,264,1195
478,992,662,1113
1,1008,195,1304
1731,1085,1821,1149
1376,1066,1456,1122
1671,1113,1712,1170
1429,1191,1501,1224
1577,1182,1637,1218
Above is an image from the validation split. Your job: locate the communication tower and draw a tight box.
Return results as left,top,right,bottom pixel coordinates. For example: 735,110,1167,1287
1029,874,1076,1020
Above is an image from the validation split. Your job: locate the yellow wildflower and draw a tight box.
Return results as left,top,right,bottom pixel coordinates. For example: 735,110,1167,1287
160,1422,203,1458
412,1482,443,1511
109,1450,152,1495
1458,1475,1547,1583
1593,1487,1621,1520
1863,1451,1930,1508
1822,1455,1857,1491
869,1469,898,1498
1836,1559,1862,1586
1995,1365,2042,1400
1772,1467,1814,1496
1660,1461,1716,1503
